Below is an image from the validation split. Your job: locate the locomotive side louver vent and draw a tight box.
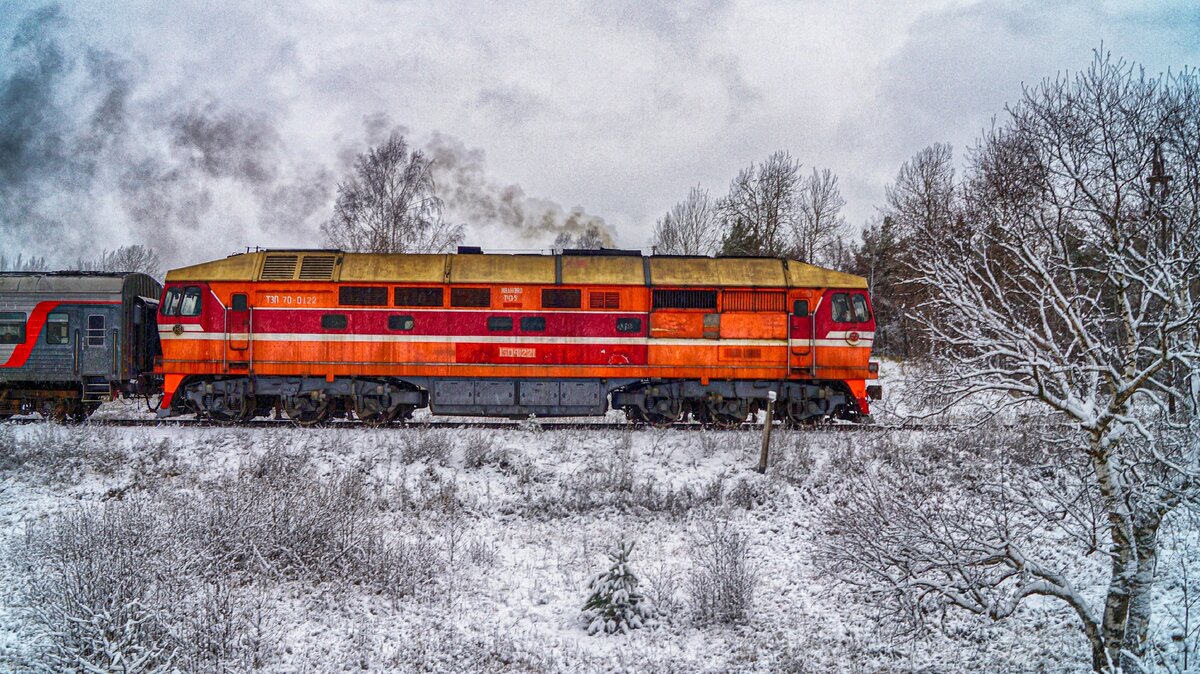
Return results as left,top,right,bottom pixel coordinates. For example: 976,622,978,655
261,255,299,280
299,255,337,280
589,291,620,309
723,290,786,312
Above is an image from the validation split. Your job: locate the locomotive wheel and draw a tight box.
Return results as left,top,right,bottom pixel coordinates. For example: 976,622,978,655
204,393,254,423
353,396,396,426
283,396,330,426
704,398,749,429
785,399,826,426
643,397,683,427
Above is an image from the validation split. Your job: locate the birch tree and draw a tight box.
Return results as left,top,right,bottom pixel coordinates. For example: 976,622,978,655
321,133,465,253
825,53,1200,672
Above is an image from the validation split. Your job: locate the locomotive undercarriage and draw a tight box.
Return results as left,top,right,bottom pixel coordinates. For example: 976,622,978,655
174,375,862,427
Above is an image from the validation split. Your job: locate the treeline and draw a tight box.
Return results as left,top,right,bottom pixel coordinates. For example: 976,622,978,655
648,145,954,361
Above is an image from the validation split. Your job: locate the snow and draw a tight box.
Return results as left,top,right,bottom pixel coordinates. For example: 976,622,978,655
0,364,1194,672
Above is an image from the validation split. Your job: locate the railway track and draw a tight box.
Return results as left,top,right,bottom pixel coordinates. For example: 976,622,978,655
1,416,962,432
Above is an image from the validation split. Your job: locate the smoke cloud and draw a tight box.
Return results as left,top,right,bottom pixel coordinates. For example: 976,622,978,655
415,132,617,249
0,4,620,269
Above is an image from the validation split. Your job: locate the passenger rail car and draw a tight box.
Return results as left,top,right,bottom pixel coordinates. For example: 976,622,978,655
156,250,880,426
0,272,163,420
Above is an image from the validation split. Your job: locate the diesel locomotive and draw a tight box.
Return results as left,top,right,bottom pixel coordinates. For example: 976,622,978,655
0,272,163,420
155,249,880,426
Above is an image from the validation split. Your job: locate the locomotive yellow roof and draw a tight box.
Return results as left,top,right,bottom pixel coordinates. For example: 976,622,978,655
166,250,867,289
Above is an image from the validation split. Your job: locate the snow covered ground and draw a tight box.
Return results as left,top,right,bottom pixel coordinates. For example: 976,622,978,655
0,372,1195,672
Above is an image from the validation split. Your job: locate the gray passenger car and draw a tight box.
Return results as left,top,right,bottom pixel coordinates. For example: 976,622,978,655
0,272,162,420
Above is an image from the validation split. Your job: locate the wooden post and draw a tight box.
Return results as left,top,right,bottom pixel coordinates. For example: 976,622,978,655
756,390,776,474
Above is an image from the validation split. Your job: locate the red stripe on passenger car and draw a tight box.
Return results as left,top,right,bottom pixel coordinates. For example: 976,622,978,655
1,300,120,369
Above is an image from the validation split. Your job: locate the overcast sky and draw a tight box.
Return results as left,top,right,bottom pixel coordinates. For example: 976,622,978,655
1,0,1197,268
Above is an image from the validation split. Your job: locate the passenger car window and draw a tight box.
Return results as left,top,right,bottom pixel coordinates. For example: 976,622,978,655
851,295,871,322
162,288,182,316
616,317,642,333
0,312,26,344
180,286,202,317
321,314,348,330
45,313,69,345
487,316,513,331
388,315,415,331
87,315,105,347
520,316,546,332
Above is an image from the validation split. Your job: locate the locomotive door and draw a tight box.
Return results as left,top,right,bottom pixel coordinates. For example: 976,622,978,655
788,294,816,376
224,293,251,366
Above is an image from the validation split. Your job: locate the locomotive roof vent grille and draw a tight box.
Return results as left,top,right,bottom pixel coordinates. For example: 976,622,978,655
261,255,299,280
299,255,337,280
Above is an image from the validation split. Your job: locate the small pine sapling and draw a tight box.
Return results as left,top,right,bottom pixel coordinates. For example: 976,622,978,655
580,540,656,635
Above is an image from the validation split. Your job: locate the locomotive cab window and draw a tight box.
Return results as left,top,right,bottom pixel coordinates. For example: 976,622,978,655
161,288,182,316
616,317,642,333
851,295,871,322
793,299,809,316
0,312,26,345
831,293,870,323
388,315,415,331
321,314,348,330
180,286,202,317
520,316,546,332
231,294,248,311
487,316,513,331
87,315,105,347
45,312,70,345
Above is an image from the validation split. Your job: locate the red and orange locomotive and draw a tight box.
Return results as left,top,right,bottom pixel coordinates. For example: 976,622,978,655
155,249,879,425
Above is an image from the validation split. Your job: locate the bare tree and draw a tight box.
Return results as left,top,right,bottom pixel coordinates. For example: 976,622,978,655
793,168,848,265
651,185,721,256
826,53,1200,672
77,245,162,277
884,143,957,243
554,224,606,251
321,133,465,253
719,151,801,257
0,253,48,271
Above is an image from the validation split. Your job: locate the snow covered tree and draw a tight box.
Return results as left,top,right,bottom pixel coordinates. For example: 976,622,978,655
580,541,656,635
824,52,1200,672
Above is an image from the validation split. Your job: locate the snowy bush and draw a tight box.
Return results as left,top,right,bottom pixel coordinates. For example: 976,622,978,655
688,513,758,625
400,426,452,465
581,541,657,635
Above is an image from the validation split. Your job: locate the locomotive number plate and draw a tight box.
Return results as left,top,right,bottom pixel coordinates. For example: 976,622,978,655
262,294,319,306
499,347,536,358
